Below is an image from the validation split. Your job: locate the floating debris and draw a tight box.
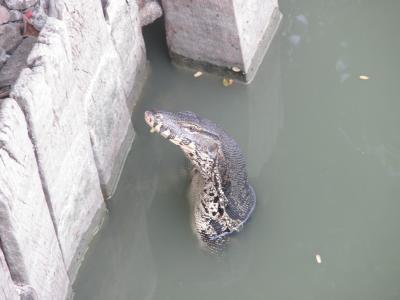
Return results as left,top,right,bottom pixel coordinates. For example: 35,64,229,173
232,66,241,72
222,78,233,87
315,254,322,264
359,75,369,80
193,71,203,78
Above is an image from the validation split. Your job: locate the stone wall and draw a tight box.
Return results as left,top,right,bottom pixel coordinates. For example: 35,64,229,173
0,0,162,298
0,247,19,300
0,97,70,299
0,0,281,298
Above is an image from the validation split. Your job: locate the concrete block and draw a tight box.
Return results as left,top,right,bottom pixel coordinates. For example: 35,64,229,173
61,0,109,100
62,0,147,109
234,0,282,82
106,0,147,108
59,0,146,198
10,18,106,281
0,247,18,300
0,98,70,299
84,46,135,198
161,0,282,83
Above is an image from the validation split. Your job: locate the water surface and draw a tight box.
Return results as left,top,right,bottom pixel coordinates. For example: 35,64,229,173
74,2,400,299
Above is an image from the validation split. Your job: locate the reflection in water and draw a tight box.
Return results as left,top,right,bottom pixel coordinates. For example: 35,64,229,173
246,34,283,178
73,135,159,300
74,1,400,299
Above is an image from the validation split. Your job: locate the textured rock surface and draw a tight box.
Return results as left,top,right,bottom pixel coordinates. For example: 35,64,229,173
0,98,70,299
4,0,37,10
0,37,35,87
65,0,146,197
11,18,106,281
137,0,162,26
161,0,282,83
0,5,10,24
0,46,6,68
106,0,147,107
0,0,149,297
16,285,39,300
85,46,135,197
61,0,109,102
8,9,21,22
30,5,47,30
0,247,18,300
0,23,22,53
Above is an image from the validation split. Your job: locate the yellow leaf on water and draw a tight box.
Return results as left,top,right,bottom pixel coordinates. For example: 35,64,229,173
359,75,369,80
193,71,203,78
222,78,234,87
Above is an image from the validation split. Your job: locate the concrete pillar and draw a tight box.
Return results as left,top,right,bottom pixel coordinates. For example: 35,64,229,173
0,98,70,299
161,0,282,83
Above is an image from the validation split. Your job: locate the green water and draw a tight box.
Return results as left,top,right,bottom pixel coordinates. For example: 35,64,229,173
73,1,400,299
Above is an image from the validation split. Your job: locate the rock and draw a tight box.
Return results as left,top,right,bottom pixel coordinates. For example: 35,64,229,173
86,45,135,198
61,0,110,102
61,0,145,197
0,5,10,24
105,0,147,107
31,5,47,31
0,23,22,53
11,18,106,281
137,0,162,26
47,0,63,19
0,98,70,299
16,285,38,300
4,0,37,10
0,47,7,68
9,9,22,22
0,37,35,87
0,247,19,300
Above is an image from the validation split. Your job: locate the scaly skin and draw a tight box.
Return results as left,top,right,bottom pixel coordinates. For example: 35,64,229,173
144,110,256,253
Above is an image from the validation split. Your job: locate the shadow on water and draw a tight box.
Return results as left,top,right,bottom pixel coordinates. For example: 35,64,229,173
74,1,400,299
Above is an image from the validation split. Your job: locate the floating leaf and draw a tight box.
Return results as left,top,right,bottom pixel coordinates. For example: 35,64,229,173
222,78,233,87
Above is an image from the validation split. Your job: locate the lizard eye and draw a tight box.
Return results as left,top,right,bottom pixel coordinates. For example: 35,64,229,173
181,123,202,132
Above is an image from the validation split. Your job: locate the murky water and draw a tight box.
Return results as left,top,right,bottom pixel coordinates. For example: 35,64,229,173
73,1,400,299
